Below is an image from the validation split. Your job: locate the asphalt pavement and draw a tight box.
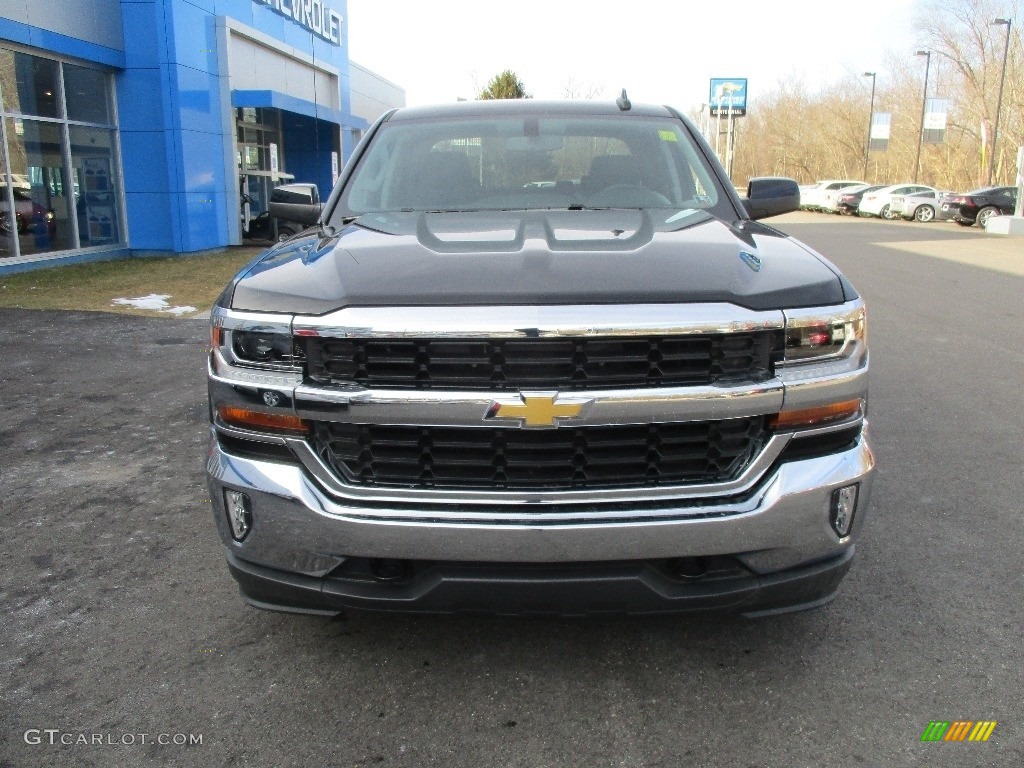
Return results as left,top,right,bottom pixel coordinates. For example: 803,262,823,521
1,215,1022,767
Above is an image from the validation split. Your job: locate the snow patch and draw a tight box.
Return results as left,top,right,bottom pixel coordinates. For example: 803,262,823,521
112,293,197,315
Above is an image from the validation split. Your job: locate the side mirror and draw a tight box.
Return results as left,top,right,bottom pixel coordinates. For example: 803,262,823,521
268,183,322,226
742,177,800,220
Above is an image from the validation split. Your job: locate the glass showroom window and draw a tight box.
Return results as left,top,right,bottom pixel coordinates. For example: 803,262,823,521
0,48,123,260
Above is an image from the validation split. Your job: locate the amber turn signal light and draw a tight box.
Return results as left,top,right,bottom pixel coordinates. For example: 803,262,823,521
768,399,864,430
218,405,309,434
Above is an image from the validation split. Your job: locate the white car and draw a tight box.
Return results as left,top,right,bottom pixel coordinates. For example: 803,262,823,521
859,183,938,219
820,182,874,214
801,180,867,212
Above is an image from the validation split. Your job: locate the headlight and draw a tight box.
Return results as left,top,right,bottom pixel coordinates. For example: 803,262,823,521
210,314,304,372
783,304,866,365
231,329,301,367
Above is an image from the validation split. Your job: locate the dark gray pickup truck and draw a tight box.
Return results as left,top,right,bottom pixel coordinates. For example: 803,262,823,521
206,99,873,617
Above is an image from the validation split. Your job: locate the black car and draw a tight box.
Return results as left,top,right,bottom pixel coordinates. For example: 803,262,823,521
836,184,884,215
946,186,1018,228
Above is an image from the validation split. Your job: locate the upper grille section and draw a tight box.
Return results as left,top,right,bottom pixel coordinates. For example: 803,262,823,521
302,332,782,390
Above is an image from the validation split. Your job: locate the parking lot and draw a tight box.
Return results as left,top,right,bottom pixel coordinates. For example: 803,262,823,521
2,215,1022,767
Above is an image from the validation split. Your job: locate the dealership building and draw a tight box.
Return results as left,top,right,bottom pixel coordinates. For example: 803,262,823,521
0,0,403,273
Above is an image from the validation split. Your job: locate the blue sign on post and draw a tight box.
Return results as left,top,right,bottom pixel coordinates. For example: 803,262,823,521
709,78,747,117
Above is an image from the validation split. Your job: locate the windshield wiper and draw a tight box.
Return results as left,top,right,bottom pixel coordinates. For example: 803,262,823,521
320,215,360,237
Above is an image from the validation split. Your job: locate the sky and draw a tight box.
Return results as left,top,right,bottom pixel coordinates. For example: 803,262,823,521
346,0,922,113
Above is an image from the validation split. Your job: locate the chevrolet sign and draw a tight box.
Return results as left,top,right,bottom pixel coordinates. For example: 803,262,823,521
254,0,343,46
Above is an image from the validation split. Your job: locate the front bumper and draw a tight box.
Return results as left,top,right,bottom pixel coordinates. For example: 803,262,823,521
207,429,874,616
226,546,855,618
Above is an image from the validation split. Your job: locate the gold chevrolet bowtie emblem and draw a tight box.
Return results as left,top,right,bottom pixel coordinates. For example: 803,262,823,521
485,393,591,428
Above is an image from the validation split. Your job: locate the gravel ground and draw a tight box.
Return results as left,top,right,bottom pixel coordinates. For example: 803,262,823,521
2,212,1023,767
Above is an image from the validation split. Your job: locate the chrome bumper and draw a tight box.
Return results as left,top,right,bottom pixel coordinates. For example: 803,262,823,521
207,427,874,579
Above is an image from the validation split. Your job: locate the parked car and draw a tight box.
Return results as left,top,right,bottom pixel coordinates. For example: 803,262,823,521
859,184,938,219
798,183,820,210
0,186,56,235
891,189,953,222
205,98,873,617
820,183,870,214
802,180,866,212
945,186,1019,228
835,184,884,216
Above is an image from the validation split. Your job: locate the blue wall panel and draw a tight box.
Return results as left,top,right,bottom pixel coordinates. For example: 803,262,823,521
174,127,225,195
177,190,226,251
166,0,218,74
181,0,216,14
282,113,336,198
118,131,174,194
214,0,256,27
119,2,164,68
169,65,224,134
116,68,166,132
122,191,174,250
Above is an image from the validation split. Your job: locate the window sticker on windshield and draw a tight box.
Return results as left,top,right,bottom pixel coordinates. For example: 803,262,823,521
665,209,698,224
658,130,678,142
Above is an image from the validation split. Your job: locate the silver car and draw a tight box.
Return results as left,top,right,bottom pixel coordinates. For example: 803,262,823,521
891,189,953,222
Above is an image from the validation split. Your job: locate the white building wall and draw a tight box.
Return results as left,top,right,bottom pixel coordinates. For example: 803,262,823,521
228,31,339,111
349,60,404,124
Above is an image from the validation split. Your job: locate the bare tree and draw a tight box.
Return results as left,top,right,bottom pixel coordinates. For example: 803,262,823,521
917,0,1022,185
561,78,606,100
730,0,1021,191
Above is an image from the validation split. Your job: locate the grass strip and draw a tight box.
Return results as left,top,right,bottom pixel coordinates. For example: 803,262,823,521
0,247,267,317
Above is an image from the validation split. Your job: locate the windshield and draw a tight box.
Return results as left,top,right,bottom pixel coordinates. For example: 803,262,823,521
338,114,725,217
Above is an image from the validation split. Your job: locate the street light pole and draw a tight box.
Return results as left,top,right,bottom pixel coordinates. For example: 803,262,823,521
989,18,1012,186
913,50,932,184
863,72,877,180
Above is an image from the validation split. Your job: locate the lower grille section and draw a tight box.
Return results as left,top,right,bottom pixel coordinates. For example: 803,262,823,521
313,417,768,490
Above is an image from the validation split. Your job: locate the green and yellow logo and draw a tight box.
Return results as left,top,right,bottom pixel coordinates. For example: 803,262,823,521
921,721,997,742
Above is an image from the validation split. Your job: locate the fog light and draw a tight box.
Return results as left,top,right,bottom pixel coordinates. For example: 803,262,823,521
225,490,252,541
830,484,859,537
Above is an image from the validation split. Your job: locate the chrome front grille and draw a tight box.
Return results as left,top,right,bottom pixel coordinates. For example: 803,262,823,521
312,417,769,491
302,332,782,390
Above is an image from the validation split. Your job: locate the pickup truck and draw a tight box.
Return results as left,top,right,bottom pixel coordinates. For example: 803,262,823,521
206,99,873,617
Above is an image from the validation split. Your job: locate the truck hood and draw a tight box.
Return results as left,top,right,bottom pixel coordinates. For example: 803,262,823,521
229,210,848,315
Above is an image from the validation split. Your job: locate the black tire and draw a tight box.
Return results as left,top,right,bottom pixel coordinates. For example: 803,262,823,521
975,206,999,229
276,227,296,242
879,204,892,219
914,205,935,223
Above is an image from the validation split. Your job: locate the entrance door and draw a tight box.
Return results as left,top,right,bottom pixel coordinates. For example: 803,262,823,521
236,108,294,237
